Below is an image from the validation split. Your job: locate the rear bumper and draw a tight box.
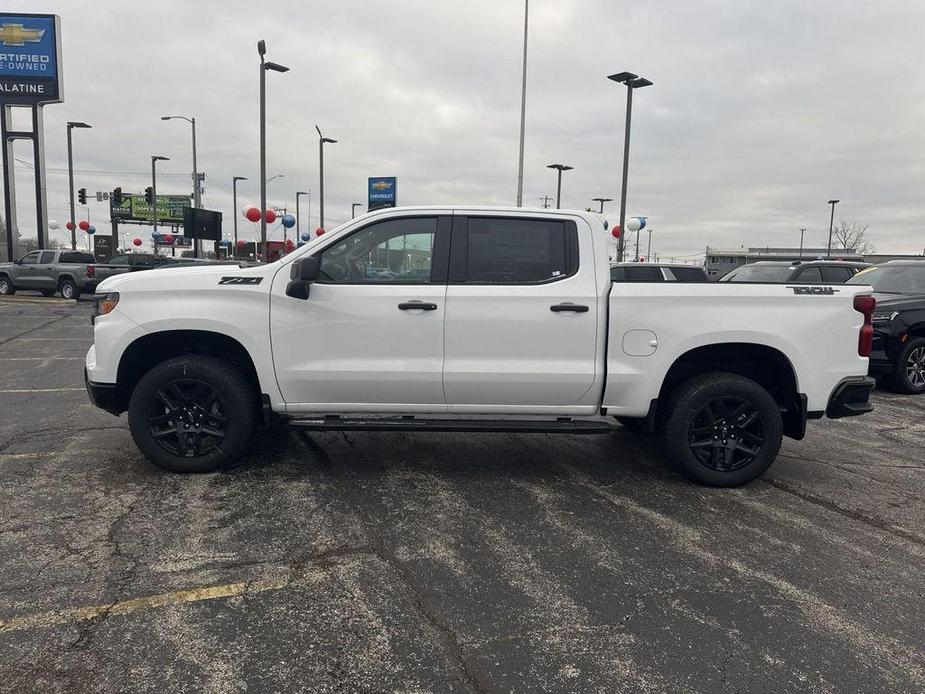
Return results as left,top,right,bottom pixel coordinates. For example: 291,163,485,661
84,368,121,416
826,376,876,419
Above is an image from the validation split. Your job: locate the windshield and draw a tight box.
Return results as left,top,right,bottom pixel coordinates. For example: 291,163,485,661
719,265,793,282
846,265,925,295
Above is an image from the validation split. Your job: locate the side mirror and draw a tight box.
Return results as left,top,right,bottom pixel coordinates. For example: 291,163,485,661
286,256,319,299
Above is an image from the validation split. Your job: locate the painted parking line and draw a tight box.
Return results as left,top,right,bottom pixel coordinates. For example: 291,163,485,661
0,575,298,634
0,297,73,306
0,357,85,361
9,338,91,341
0,388,85,393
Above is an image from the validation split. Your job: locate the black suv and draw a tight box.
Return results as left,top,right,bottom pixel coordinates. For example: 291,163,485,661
719,260,870,284
846,261,925,393
610,263,708,282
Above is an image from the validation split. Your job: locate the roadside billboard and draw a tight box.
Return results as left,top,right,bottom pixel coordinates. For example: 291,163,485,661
368,176,397,211
111,193,192,223
0,13,62,104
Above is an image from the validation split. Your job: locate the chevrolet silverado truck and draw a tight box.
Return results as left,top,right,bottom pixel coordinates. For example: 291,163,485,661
85,207,877,486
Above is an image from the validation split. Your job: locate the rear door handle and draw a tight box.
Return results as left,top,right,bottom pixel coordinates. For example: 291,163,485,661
398,302,438,311
550,303,589,312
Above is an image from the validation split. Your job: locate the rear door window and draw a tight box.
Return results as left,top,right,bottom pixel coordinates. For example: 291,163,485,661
38,251,56,264
462,217,573,283
795,267,824,283
821,266,852,283
60,252,95,264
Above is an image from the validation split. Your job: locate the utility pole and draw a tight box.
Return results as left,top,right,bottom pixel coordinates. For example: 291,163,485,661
150,155,168,236
515,0,529,207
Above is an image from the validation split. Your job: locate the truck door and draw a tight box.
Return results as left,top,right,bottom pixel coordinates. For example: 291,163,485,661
443,215,599,410
35,251,57,289
271,215,450,411
13,251,42,289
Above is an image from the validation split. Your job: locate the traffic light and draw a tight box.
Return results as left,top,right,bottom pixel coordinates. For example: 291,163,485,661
112,187,123,205
77,187,87,205
144,186,154,204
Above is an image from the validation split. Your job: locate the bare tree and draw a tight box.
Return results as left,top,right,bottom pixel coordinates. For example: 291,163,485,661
831,219,875,255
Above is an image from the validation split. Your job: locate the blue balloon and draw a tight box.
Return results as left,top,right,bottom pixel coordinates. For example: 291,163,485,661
300,232,310,242
87,225,96,235
636,217,646,230
281,213,296,229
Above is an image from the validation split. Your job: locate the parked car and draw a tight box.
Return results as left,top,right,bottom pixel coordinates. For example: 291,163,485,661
719,260,871,284
611,263,708,282
0,249,101,299
107,252,172,271
846,261,925,393
86,207,875,487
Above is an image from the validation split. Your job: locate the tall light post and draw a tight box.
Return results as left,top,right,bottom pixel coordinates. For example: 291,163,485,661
515,0,529,207
161,115,201,255
608,71,653,262
799,227,806,258
296,190,308,242
592,197,613,213
232,176,247,253
66,121,91,250
151,155,169,236
258,39,289,255
547,164,573,209
315,125,337,229
826,199,839,258
351,202,363,219
646,227,653,262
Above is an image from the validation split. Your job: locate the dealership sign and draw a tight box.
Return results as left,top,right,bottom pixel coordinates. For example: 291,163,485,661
0,13,62,104
111,193,192,223
368,176,397,211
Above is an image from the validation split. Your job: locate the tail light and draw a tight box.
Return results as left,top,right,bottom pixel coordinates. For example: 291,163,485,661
854,295,875,357
86,264,95,278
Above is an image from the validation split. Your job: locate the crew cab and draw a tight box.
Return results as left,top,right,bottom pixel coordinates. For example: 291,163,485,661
0,249,101,299
85,207,876,486
846,261,925,393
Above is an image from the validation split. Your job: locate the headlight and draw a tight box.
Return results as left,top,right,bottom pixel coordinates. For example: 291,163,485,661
91,292,119,325
872,311,899,323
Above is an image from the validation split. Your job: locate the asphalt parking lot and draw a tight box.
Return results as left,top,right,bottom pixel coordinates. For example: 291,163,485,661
0,294,923,694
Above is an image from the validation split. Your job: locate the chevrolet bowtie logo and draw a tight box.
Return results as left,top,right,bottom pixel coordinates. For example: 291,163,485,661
371,181,392,190
0,23,45,46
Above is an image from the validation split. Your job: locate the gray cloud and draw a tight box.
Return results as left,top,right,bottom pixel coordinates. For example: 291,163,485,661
6,0,925,258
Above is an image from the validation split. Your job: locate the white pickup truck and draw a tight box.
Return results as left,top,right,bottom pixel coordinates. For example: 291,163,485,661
85,207,876,486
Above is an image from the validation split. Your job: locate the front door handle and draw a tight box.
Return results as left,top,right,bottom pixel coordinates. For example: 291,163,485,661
398,302,438,311
550,303,589,313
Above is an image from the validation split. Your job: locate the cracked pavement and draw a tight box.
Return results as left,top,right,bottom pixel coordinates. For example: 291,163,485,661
0,296,923,693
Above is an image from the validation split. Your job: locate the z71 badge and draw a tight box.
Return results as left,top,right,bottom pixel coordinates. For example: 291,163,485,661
787,285,839,295
218,276,262,285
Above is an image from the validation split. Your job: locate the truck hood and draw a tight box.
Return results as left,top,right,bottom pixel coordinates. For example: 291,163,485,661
97,263,267,294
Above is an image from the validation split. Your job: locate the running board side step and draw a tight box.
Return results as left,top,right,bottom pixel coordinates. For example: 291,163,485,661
286,416,613,435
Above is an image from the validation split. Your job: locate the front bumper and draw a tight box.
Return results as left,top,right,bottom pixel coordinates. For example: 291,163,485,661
84,368,121,416
826,376,876,419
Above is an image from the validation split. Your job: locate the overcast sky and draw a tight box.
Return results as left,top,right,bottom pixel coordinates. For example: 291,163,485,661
5,0,925,258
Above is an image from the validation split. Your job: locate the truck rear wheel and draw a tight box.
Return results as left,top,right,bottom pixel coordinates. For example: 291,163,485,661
59,278,80,300
662,372,782,487
128,355,257,473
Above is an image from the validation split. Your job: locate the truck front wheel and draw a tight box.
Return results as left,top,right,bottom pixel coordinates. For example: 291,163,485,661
128,355,257,473
0,276,14,295
662,372,782,487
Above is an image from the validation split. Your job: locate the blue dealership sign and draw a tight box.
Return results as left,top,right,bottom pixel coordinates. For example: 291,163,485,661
368,176,397,211
0,13,62,104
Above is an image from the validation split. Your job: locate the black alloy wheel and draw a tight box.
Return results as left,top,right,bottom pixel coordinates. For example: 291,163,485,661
905,344,925,390
687,396,764,472
146,379,227,458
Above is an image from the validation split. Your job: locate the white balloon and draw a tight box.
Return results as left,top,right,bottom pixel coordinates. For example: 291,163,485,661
48,219,60,230
241,204,258,216
626,217,641,232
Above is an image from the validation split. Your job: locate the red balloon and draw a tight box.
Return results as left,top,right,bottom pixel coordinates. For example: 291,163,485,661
264,209,277,224
163,234,174,244
285,239,294,250
132,238,142,247
315,227,325,236
611,226,621,239
236,240,247,249
66,221,75,231
78,220,90,231
244,206,261,222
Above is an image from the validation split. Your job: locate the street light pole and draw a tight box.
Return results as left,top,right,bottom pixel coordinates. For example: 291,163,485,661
646,227,652,261
799,227,806,258
547,164,573,209
515,0,529,207
66,122,90,250
296,191,308,242
608,71,653,262
232,176,247,254
258,39,289,258
351,202,362,219
315,125,337,229
826,199,839,258
161,115,201,254
151,155,169,237
592,197,613,213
